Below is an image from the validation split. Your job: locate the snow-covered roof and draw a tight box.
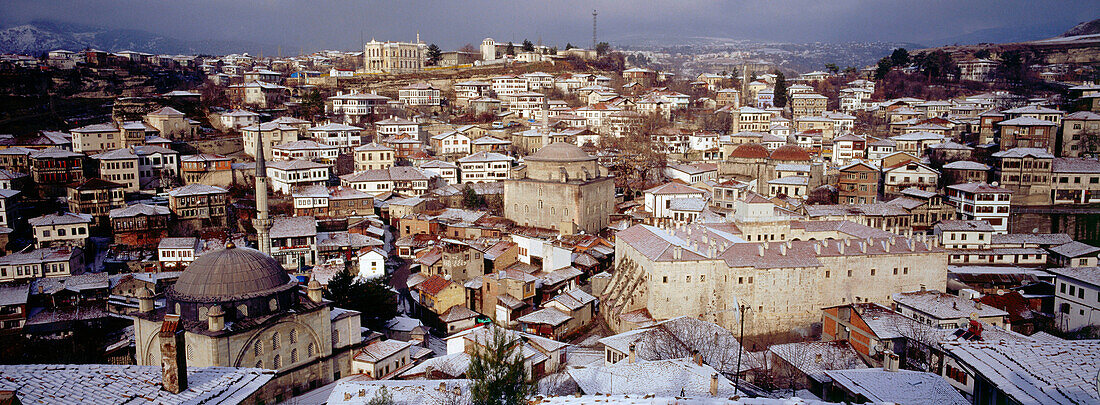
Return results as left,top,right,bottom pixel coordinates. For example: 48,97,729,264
943,340,1100,405
326,379,469,405
768,341,868,383
892,290,1008,320
0,364,273,404
567,358,742,397
825,368,968,405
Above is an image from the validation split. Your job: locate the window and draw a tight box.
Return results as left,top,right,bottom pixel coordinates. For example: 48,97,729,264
847,270,852,277
272,354,281,369
271,332,281,350
290,329,298,344
253,340,262,356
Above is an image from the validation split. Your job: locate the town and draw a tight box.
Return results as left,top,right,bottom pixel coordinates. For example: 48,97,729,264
0,7,1097,405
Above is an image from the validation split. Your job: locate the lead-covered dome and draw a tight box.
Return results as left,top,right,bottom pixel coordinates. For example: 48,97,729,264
770,145,812,161
526,142,596,162
729,143,769,159
169,244,293,302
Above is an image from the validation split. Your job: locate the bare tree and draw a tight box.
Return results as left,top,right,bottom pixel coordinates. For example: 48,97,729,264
885,315,941,372
634,317,748,378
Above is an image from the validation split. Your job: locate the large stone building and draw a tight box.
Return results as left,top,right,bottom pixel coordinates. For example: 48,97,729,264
363,39,427,74
504,142,614,234
132,245,363,403
601,222,947,337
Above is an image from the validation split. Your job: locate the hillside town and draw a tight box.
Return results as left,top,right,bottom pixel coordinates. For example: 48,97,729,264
0,11,1098,405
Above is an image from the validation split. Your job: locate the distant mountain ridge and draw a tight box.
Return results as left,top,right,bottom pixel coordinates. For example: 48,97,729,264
1060,18,1100,37
0,20,270,55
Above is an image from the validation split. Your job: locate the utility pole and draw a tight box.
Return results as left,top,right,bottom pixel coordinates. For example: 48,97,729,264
592,9,598,50
734,304,748,396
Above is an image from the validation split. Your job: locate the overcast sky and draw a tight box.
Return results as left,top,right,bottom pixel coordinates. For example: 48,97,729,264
2,1,1098,50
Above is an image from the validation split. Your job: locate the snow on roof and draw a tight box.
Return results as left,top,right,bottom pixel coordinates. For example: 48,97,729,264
270,216,318,238
991,233,1072,246
943,340,1100,405
1046,266,1100,287
942,160,990,170
355,339,413,363
568,358,743,397
517,306,572,326
992,147,1055,159
400,352,471,378
892,289,1008,320
326,379,469,405
825,368,968,405
1052,157,1100,174
549,288,596,311
768,341,868,383
645,182,706,195
0,364,273,404
167,183,227,197
1049,241,1100,258
28,211,93,227
934,219,993,232
109,203,170,218
597,316,751,374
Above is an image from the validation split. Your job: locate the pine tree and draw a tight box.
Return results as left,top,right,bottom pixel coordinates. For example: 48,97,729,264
773,70,788,108
565,43,574,50
426,44,442,66
505,42,515,56
522,39,534,52
468,327,535,405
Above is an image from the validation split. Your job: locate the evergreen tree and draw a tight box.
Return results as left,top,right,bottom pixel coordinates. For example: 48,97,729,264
773,70,788,108
874,57,892,80
825,63,839,75
890,48,910,67
462,184,481,209
426,44,442,66
522,39,534,52
468,327,535,405
595,42,610,56
565,43,574,50
322,268,398,330
505,42,515,56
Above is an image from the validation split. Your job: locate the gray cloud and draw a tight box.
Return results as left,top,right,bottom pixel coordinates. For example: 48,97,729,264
1,0,1097,51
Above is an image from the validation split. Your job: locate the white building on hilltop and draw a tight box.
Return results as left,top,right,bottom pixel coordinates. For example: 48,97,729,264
363,39,427,74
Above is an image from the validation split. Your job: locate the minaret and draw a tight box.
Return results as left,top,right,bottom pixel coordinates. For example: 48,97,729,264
540,96,551,147
253,138,273,255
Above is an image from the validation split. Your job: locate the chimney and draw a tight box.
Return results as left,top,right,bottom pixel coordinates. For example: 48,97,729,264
138,287,155,313
673,246,682,260
813,243,821,255
838,242,845,255
692,350,702,366
159,314,188,393
207,305,225,332
307,279,324,303
628,343,636,364
779,244,787,256
757,244,765,256
815,353,823,363
920,284,926,292
883,350,900,372
710,373,719,396
975,301,982,310
883,240,891,253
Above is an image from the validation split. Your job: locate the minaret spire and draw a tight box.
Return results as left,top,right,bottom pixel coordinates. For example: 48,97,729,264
253,137,273,255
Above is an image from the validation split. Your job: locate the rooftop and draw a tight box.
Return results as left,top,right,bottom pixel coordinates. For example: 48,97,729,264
0,364,273,404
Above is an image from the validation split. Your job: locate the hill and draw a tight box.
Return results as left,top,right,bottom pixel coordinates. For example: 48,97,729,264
1061,18,1100,37
0,20,270,55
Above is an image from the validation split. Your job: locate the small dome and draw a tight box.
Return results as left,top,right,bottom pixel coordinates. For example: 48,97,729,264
770,145,812,161
525,142,596,162
170,245,293,302
729,143,769,159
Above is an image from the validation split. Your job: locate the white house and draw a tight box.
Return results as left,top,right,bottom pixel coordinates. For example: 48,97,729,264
218,109,259,130
643,182,707,220
357,248,388,280
1049,266,1100,332
946,183,1011,234
663,163,717,184
271,140,340,163
457,152,512,183
308,123,364,153
430,131,472,155
266,159,332,194
419,160,459,185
